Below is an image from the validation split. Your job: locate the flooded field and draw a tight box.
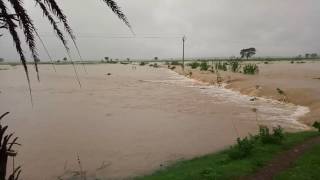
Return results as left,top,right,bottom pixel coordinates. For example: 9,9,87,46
0,64,308,179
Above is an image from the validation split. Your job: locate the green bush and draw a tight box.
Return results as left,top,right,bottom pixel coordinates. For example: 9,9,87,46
228,137,255,160
229,61,241,72
313,121,320,132
200,61,209,71
243,64,259,75
215,61,227,71
188,61,200,69
139,61,147,66
171,61,181,65
259,126,284,144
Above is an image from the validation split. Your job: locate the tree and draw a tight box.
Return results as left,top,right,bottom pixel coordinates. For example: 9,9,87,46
126,58,130,61
104,57,109,61
240,48,256,59
305,53,310,59
0,0,132,86
310,53,318,59
0,58,3,62
154,57,158,61
63,57,67,61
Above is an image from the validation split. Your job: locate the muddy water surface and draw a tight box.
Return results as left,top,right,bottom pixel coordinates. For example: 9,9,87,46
0,64,308,179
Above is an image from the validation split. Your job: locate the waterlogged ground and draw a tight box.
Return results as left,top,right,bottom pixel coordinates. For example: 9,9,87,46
0,64,308,179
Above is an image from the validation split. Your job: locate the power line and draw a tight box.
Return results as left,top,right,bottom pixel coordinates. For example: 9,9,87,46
37,33,184,39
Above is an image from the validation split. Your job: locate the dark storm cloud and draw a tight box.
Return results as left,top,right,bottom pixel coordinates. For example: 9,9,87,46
1,0,319,61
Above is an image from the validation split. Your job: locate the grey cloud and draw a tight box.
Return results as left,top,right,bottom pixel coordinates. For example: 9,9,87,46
0,0,319,61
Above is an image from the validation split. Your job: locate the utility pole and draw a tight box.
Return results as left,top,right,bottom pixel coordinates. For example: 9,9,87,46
182,35,186,71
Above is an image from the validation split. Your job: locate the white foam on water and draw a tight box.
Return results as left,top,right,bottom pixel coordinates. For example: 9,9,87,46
146,70,310,131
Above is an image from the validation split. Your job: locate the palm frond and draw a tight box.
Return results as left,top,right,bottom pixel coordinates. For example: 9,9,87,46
34,0,69,51
7,0,40,81
0,0,33,105
43,0,87,73
101,0,133,32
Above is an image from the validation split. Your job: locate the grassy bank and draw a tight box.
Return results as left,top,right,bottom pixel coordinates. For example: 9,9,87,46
137,131,319,180
275,143,320,180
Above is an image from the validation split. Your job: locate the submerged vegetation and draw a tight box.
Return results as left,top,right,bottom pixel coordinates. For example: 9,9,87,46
313,122,320,132
243,64,259,75
215,61,228,71
200,61,209,71
229,60,241,72
188,61,200,69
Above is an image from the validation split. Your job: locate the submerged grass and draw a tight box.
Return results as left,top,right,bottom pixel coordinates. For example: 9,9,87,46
136,131,319,180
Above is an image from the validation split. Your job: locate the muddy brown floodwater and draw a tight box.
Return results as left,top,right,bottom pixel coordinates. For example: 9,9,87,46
0,64,308,179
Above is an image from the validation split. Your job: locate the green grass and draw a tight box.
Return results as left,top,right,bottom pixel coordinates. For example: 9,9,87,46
275,143,320,180
136,131,319,180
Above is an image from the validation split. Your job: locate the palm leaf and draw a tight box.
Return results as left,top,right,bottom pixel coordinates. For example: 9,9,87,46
7,0,40,81
0,0,33,105
101,0,133,32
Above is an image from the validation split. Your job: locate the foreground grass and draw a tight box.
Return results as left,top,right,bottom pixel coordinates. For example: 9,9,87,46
275,143,320,180
137,131,319,180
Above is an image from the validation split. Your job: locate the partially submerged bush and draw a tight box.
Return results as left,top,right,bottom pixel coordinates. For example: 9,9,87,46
200,61,209,71
215,61,227,71
243,64,259,75
276,88,287,102
229,61,241,72
313,121,320,132
188,61,200,69
259,126,284,144
171,61,181,66
228,137,255,160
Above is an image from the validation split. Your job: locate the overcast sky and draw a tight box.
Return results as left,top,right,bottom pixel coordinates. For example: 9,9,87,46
1,0,320,61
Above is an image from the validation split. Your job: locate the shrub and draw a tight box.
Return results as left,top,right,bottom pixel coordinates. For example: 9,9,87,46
215,61,227,71
139,61,147,66
313,121,320,132
171,61,181,65
188,61,200,69
228,137,255,160
243,64,259,75
200,61,209,71
229,61,241,72
273,126,285,142
259,126,284,144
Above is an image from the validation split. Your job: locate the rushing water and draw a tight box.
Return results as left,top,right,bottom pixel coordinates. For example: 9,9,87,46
153,70,309,130
0,64,309,180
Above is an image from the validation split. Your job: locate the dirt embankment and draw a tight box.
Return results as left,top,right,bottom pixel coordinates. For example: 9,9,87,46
171,61,320,126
